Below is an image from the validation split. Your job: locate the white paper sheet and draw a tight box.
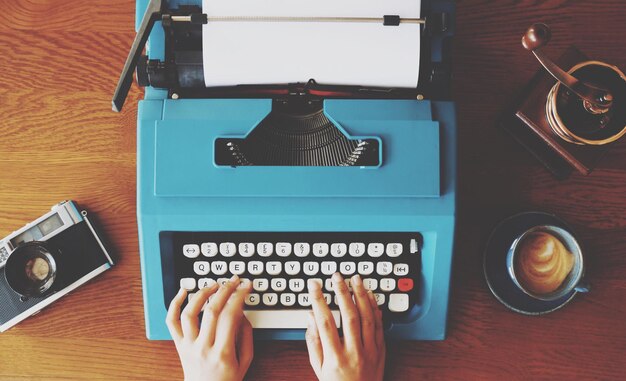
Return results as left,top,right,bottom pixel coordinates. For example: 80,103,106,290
202,0,421,88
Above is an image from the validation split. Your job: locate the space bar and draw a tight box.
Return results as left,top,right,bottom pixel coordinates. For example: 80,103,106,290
244,310,341,329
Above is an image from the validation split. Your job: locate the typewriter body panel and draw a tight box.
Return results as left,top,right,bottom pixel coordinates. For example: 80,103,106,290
134,0,456,340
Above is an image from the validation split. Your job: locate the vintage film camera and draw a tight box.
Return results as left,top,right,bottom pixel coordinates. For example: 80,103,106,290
0,201,114,332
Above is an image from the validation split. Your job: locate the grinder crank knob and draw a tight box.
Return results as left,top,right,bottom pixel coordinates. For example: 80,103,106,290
522,23,613,112
522,23,551,51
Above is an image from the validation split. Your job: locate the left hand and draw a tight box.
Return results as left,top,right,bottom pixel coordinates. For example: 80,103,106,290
166,275,254,381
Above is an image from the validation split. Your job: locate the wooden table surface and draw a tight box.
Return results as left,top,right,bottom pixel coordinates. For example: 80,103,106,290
1,0,625,380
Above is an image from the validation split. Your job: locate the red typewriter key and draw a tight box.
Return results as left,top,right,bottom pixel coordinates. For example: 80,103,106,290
398,278,414,292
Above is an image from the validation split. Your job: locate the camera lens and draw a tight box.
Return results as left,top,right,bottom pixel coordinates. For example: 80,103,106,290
5,242,57,298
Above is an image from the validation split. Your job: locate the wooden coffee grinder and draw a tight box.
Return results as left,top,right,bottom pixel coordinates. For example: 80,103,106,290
502,23,626,177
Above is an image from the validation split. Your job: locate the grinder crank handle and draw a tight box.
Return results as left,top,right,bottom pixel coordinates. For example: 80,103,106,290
522,23,613,110
112,0,163,112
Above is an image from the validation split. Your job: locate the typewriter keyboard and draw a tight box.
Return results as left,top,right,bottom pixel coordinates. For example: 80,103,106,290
167,232,422,329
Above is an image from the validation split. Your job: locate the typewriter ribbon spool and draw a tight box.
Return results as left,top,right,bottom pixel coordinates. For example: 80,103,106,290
523,23,626,146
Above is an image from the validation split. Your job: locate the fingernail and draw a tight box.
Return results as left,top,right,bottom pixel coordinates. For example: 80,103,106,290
332,272,343,282
308,279,321,292
230,274,240,282
351,274,362,285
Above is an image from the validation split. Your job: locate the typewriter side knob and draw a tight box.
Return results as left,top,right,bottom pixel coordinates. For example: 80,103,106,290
523,23,626,145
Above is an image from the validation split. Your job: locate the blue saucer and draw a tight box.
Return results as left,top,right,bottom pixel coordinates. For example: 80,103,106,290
483,212,581,315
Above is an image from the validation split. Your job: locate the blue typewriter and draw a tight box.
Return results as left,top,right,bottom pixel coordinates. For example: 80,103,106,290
114,0,456,340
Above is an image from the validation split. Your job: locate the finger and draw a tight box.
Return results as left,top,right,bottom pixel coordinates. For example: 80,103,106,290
165,288,187,341
180,284,219,339
305,311,323,377
198,274,241,345
214,280,252,351
351,275,376,350
367,291,385,350
236,316,254,371
374,302,385,350
332,272,361,351
308,278,341,355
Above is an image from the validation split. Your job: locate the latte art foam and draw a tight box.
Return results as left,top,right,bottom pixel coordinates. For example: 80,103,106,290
515,232,575,295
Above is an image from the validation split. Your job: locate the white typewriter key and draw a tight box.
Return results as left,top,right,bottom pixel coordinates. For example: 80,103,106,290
389,294,410,312
289,278,305,292
285,261,301,275
245,293,260,306
294,242,310,257
349,243,365,257
380,278,396,292
323,293,332,305
183,244,200,258
303,261,320,276
276,242,292,257
376,261,393,276
193,261,210,276
410,238,420,254
271,278,287,292
394,263,410,276
358,261,374,276
367,243,385,257
219,242,236,257
321,261,337,275
280,293,296,307
211,261,228,275
325,278,335,292
345,279,353,291
330,243,347,257
247,261,264,275
298,293,312,307
263,293,278,306
201,242,218,257
374,293,386,306
198,278,216,289
386,243,403,257
313,243,329,257
257,242,273,257
253,278,269,292
266,261,282,275
340,262,356,276
180,278,196,290
217,278,229,286
229,261,245,275
363,278,378,291
309,278,323,289
238,243,255,257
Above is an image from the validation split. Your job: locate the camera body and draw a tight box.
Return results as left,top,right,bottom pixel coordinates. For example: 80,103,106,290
0,201,114,332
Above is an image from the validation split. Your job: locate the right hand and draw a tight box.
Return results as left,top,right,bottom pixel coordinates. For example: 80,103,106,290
305,273,386,381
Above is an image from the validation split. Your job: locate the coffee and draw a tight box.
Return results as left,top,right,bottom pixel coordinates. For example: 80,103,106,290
514,231,574,295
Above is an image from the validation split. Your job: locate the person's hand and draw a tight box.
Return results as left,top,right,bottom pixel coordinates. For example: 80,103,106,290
166,275,254,381
306,273,386,381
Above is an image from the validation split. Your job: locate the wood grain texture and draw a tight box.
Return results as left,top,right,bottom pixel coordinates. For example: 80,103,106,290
0,0,625,380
